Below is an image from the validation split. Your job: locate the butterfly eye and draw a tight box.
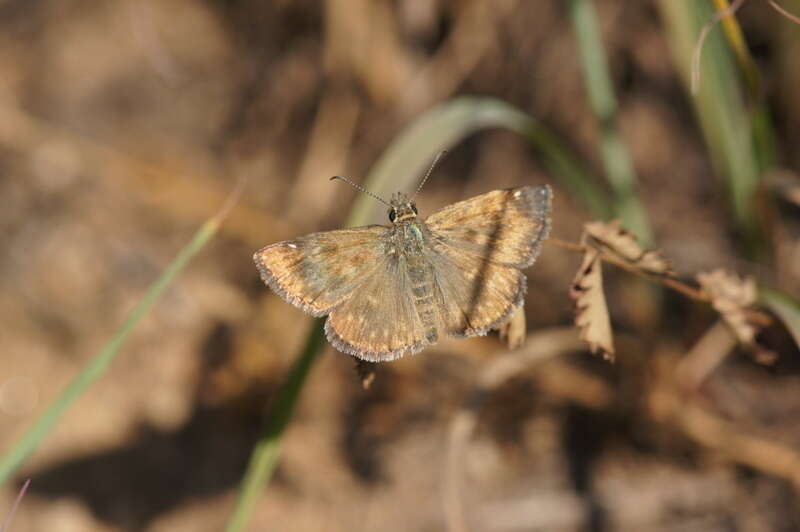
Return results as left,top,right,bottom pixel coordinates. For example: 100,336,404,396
411,204,418,215
388,209,397,222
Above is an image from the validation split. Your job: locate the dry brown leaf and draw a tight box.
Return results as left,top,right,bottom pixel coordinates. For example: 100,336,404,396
696,269,759,345
570,248,615,361
497,306,526,349
585,220,674,276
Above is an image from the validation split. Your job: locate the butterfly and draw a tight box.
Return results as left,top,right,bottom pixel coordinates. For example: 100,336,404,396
253,161,552,362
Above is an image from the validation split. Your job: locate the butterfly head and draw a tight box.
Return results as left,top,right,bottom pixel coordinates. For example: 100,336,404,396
388,192,418,223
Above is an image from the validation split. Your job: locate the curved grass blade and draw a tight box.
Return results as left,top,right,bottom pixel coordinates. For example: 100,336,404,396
225,95,607,531
351,96,609,225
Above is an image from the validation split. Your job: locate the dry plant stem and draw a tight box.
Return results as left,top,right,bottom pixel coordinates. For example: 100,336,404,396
0,479,30,532
767,0,800,23
548,237,771,325
673,401,800,487
675,320,737,390
550,237,704,300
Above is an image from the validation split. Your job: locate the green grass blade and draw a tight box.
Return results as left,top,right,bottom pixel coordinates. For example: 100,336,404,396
568,0,653,243
225,95,607,531
0,219,221,486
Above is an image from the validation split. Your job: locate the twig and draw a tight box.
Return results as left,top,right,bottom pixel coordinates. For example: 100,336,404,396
672,400,800,487
547,237,772,325
675,320,737,390
767,0,800,23
551,237,704,301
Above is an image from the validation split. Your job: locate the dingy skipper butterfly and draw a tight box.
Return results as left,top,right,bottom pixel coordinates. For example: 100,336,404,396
254,154,552,362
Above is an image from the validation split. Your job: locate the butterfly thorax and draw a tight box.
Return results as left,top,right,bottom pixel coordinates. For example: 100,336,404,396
388,192,427,255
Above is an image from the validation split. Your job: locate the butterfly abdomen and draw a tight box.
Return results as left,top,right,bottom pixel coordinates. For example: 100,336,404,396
406,257,439,345
394,221,440,345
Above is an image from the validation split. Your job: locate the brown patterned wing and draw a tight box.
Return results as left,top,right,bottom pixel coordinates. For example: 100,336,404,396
425,245,527,337
425,185,552,268
253,226,389,317
424,185,552,336
324,252,430,362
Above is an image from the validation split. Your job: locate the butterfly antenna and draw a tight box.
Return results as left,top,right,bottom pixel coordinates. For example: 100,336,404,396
330,175,391,207
413,149,448,199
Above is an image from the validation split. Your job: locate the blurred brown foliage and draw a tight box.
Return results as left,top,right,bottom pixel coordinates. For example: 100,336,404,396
1,1,799,531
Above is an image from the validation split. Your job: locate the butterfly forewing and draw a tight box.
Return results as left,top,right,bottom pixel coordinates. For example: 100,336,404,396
424,185,552,336
253,226,389,316
425,185,552,268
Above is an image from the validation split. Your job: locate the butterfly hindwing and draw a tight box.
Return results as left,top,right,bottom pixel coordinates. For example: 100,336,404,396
325,251,430,362
253,226,389,316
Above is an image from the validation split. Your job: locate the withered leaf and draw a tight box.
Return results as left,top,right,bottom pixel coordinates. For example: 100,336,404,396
696,269,758,345
570,248,615,361
585,220,674,276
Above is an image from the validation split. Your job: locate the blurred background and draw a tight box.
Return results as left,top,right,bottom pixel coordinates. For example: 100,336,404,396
1,1,800,530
